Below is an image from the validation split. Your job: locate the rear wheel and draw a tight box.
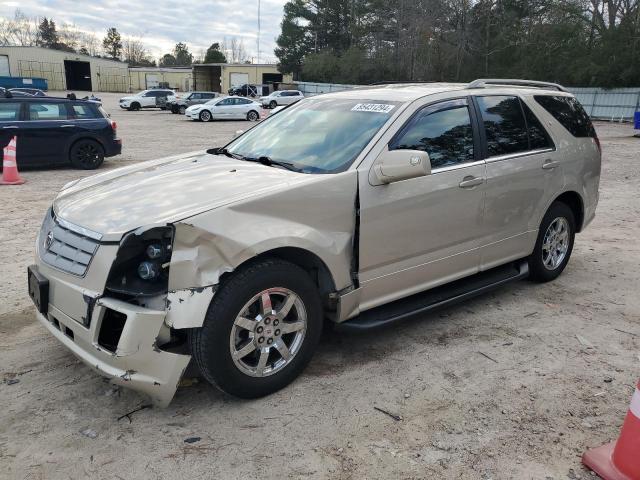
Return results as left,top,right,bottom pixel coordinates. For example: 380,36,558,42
70,139,104,170
528,201,576,282
199,110,212,122
247,110,259,122
189,258,323,398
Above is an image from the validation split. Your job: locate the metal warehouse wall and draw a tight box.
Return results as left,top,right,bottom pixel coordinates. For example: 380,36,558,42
570,88,640,120
128,69,193,92
0,47,129,92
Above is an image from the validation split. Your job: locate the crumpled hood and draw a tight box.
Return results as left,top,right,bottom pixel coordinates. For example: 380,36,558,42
53,152,309,240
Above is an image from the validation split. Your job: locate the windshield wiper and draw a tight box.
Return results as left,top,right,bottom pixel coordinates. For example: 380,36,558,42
207,147,243,159
243,156,303,172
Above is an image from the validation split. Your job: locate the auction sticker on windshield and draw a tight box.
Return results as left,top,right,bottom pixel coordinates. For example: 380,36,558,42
351,103,396,113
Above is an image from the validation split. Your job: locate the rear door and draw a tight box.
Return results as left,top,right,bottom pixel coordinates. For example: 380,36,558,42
474,95,560,269
20,101,75,165
0,101,23,165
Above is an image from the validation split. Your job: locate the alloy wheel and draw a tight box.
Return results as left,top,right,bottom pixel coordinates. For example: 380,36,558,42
74,143,101,168
542,217,570,270
229,288,307,377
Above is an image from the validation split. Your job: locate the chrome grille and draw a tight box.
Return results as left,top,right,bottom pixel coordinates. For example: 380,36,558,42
40,213,101,276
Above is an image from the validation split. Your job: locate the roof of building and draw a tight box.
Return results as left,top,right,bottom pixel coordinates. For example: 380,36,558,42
0,45,128,66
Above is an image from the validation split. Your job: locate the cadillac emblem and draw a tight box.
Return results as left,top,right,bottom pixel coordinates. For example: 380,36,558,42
45,231,54,250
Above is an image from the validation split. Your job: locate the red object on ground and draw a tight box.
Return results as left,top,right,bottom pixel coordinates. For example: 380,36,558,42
0,136,25,185
582,380,640,480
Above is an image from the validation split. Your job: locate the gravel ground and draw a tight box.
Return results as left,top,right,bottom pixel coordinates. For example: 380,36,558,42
0,92,638,480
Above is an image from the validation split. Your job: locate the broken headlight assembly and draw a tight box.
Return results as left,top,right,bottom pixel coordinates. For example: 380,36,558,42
105,226,174,299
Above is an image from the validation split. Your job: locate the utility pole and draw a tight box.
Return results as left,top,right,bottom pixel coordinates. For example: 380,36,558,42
257,0,261,63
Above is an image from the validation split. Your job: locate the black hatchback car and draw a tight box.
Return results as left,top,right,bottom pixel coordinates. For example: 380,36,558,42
0,95,121,169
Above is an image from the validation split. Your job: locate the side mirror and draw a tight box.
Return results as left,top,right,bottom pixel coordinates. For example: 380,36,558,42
373,148,431,184
233,129,245,139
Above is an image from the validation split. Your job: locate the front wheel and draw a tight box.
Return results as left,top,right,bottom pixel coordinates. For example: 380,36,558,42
189,258,323,398
269,100,277,109
528,201,576,282
179,105,186,115
199,110,212,122
69,139,104,169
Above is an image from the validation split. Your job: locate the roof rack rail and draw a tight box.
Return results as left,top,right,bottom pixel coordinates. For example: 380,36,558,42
467,78,568,92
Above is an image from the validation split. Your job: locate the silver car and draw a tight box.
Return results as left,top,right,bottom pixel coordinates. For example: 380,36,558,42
260,90,304,109
28,79,600,406
168,91,219,114
185,96,262,122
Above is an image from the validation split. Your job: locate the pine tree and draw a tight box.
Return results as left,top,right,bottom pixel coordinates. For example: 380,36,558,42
102,27,122,60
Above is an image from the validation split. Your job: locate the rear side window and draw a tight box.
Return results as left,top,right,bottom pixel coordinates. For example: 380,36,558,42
0,102,21,120
72,103,98,119
521,102,553,150
28,102,69,120
476,96,528,156
391,100,475,169
534,95,595,137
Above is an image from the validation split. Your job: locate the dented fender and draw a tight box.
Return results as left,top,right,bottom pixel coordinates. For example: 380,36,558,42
166,171,359,330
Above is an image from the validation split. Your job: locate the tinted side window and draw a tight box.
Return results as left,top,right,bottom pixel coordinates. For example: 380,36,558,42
477,96,528,156
0,102,21,120
72,103,98,119
534,95,595,138
391,102,475,169
521,102,553,150
28,102,69,120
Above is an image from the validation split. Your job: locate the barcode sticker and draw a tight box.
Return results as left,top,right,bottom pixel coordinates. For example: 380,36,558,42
351,103,395,113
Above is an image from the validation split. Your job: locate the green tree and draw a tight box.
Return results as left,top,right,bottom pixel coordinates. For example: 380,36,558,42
204,42,226,63
173,42,193,66
102,27,122,59
36,18,59,48
159,53,176,66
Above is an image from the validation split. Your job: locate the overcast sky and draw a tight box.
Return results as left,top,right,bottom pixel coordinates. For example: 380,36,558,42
0,0,287,62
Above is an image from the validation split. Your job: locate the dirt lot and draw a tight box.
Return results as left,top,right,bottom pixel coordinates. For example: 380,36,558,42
1,92,638,480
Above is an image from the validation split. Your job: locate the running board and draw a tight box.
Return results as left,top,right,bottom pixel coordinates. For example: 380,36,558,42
338,260,529,331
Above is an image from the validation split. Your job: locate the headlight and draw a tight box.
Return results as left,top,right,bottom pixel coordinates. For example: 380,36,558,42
105,226,174,298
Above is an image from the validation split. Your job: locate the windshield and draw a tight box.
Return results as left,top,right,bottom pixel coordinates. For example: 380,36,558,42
225,97,400,173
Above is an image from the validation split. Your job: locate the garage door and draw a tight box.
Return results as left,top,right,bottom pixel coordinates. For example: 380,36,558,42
229,72,249,88
0,56,10,77
146,74,160,88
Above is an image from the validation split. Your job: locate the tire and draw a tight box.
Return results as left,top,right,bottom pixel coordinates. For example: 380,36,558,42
69,139,104,170
247,110,259,122
199,110,212,122
179,105,186,115
171,106,179,114
189,258,323,398
528,201,576,282
129,102,141,111
269,100,277,109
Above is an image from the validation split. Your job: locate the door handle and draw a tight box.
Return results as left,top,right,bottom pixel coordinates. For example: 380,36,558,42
542,160,560,170
2,125,18,129
459,176,484,188
60,125,75,128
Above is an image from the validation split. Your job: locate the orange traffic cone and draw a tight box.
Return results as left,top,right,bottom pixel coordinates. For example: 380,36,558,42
0,136,25,185
582,380,640,479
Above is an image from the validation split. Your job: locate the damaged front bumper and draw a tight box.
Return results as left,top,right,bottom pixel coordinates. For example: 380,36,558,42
32,267,190,407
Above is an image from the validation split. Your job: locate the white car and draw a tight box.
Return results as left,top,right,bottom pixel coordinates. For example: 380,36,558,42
119,89,175,111
185,96,262,122
260,90,304,109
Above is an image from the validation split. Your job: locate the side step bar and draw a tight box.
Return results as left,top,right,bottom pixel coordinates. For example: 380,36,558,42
338,260,529,331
